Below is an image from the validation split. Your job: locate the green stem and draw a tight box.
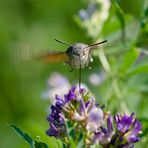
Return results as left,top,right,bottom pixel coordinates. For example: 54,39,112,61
98,48,130,113
111,78,130,114
98,48,111,73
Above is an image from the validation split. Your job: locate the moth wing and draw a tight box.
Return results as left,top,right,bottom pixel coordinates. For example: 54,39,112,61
38,52,67,63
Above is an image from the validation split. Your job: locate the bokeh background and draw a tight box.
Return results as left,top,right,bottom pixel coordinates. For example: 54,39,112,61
0,0,148,147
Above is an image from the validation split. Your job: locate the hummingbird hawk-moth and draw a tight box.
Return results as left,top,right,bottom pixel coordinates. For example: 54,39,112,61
39,39,107,88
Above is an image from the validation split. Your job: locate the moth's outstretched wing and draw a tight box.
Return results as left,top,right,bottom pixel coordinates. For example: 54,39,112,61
38,52,67,63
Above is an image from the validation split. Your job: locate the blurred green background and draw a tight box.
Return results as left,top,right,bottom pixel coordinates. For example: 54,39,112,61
0,0,148,147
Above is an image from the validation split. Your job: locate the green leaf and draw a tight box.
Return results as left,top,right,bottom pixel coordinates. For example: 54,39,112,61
77,133,84,148
118,0,145,17
112,0,125,40
9,124,35,148
127,63,148,76
139,117,148,137
35,141,48,148
90,144,101,148
118,47,139,74
10,124,49,148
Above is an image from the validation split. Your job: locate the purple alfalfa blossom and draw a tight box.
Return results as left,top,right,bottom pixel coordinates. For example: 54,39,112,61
64,86,76,102
46,95,67,140
46,86,78,140
79,3,98,20
46,86,101,139
92,113,142,148
110,113,142,148
42,72,70,103
114,113,142,142
46,86,142,147
55,95,65,108
86,106,104,132
89,72,106,86
114,113,135,133
92,115,115,146
127,119,142,143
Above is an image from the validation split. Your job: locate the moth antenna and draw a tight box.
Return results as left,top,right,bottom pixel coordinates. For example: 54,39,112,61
85,40,108,49
55,38,72,46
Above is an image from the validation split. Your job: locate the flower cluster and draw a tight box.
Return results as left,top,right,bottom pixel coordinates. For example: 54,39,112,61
77,0,110,38
46,86,142,147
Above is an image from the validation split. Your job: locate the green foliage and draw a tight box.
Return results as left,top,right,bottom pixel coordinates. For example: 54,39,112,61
10,124,48,148
10,124,35,147
65,120,85,147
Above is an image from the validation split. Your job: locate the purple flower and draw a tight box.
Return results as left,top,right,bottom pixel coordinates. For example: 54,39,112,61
91,112,142,147
79,3,98,20
92,115,114,146
114,113,142,139
112,113,142,147
46,87,78,140
55,95,65,108
64,86,76,102
86,107,104,132
42,72,70,103
126,120,142,143
114,113,135,133
46,86,142,147
46,99,66,139
46,123,62,137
